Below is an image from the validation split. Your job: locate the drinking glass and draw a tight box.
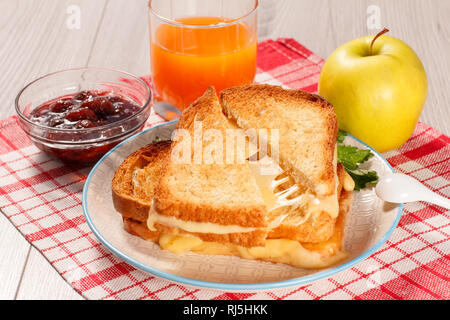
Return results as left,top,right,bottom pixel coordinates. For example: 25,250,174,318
149,0,258,111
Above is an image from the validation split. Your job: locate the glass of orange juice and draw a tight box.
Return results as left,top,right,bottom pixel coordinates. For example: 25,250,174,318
149,0,258,111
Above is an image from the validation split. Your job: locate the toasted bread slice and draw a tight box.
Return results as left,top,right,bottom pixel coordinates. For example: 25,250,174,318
112,141,171,223
152,87,269,247
220,84,338,196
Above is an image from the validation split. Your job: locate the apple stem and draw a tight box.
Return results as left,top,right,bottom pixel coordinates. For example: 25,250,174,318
369,28,390,56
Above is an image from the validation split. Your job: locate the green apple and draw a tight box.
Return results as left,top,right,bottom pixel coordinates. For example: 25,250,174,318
319,29,428,153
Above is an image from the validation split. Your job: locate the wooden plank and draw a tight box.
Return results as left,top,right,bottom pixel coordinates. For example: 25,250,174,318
15,248,83,300
0,0,107,300
266,0,336,58
0,214,30,299
87,0,150,76
0,0,108,117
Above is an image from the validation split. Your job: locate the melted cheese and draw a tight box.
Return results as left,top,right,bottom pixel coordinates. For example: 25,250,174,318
248,158,282,211
302,218,343,256
147,204,258,234
249,153,340,219
159,233,347,269
156,193,349,270
310,195,338,218
343,170,355,191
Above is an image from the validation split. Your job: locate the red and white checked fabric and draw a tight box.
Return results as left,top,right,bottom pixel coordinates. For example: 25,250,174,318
0,38,449,300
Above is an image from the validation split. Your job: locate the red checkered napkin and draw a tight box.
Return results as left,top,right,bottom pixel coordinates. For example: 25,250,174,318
0,39,449,300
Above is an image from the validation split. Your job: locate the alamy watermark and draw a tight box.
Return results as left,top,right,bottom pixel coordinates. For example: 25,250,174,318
170,121,280,175
66,4,81,30
367,5,382,31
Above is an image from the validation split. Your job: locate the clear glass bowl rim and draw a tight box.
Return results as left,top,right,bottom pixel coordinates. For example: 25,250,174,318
15,66,152,134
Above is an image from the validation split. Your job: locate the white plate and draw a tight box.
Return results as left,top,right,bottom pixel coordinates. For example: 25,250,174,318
82,121,402,291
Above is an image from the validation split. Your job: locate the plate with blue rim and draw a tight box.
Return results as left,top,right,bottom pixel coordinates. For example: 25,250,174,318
82,121,402,292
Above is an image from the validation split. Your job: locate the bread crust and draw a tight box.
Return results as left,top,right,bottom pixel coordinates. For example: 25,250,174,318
123,218,160,242
122,219,267,248
112,141,171,222
153,196,268,228
153,87,269,231
220,84,338,196
268,211,335,243
153,223,267,248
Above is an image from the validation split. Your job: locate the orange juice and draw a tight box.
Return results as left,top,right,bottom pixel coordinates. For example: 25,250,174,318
151,17,257,110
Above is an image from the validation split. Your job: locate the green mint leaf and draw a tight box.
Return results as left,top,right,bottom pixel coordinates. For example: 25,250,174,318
337,145,374,171
336,134,378,191
346,169,379,191
337,130,347,144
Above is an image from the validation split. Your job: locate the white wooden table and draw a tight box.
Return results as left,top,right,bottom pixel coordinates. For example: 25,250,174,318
0,0,448,300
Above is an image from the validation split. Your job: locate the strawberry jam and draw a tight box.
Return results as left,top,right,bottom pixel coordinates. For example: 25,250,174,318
27,90,145,165
29,90,141,129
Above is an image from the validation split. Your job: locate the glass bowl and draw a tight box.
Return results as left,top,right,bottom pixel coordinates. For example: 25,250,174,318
15,67,152,166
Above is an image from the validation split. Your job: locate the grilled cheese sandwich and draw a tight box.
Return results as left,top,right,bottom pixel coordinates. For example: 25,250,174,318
112,85,355,270
123,184,353,269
